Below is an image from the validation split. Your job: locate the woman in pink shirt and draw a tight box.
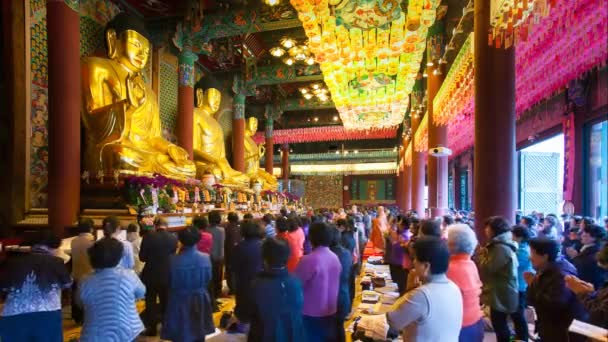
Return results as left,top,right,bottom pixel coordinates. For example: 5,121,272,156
193,215,213,255
446,224,484,342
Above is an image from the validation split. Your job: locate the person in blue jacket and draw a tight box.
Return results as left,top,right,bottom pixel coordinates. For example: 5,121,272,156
248,238,306,342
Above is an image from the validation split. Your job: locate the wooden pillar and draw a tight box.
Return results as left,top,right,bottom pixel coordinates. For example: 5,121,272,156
411,115,426,216
474,0,517,236
403,163,412,211
453,158,462,210
265,118,274,174
232,93,246,172
46,0,81,236
281,144,289,180
396,165,403,210
177,49,197,159
427,63,448,217
2,0,28,225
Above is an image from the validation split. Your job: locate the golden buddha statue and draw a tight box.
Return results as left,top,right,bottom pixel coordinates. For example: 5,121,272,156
193,88,250,186
80,13,195,179
244,117,278,190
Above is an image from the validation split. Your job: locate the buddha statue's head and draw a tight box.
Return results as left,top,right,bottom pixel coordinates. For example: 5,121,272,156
246,117,258,134
105,13,151,72
196,88,221,114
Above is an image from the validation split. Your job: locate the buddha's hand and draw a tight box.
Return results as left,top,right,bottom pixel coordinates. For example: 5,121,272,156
126,73,147,108
167,144,189,164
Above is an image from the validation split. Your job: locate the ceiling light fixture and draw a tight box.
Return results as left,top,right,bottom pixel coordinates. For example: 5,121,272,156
271,39,314,66
263,0,279,6
269,47,285,57
298,83,331,102
280,38,296,49
332,115,338,121
313,117,319,122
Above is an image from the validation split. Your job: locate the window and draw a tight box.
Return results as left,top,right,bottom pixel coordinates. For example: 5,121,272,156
519,134,565,215
587,120,608,220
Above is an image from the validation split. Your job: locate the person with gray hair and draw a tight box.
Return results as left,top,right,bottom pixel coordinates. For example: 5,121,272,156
446,224,485,342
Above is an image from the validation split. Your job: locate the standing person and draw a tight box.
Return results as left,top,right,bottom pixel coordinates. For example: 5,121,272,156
511,225,534,324
520,216,538,238
0,233,72,342
525,238,585,341
478,216,528,342
565,244,608,329
300,216,313,255
568,224,607,289
362,210,372,239
288,217,305,265
446,224,484,342
79,238,146,342
338,217,359,302
70,218,96,324
139,216,178,336
386,237,463,341
102,216,134,270
207,210,225,311
441,215,455,239
294,222,342,342
329,227,353,342
277,217,301,272
232,221,264,325
370,207,388,254
224,212,241,295
262,214,276,238
248,238,306,342
562,227,582,261
388,218,410,295
538,215,560,241
162,226,215,342
193,215,212,255
127,223,144,275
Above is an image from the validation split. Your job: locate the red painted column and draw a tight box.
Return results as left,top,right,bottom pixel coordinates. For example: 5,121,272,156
403,162,412,210
474,0,517,237
232,94,246,172
177,50,197,159
453,158,462,210
264,119,274,174
396,166,403,210
281,144,289,180
427,64,448,217
46,0,80,236
411,115,426,216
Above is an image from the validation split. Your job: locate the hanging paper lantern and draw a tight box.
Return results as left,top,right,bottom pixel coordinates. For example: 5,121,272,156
289,0,440,130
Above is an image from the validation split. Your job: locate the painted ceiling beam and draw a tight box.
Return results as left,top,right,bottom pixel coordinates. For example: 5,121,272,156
203,10,302,40
250,64,323,86
264,150,398,163
284,97,334,111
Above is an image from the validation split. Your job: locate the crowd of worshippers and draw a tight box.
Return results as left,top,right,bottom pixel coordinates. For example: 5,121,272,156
0,207,607,342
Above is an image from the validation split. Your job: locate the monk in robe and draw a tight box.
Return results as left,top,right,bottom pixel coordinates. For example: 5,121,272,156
193,88,249,186
243,117,278,190
370,206,389,254
81,13,195,179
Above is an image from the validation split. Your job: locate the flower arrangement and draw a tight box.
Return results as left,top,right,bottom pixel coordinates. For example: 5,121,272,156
123,173,214,208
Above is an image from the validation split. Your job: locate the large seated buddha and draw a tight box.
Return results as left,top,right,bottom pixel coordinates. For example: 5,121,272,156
193,88,249,186
81,13,195,179
244,117,278,190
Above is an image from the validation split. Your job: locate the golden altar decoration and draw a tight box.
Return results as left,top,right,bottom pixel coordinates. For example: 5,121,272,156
81,14,195,179
289,0,440,129
244,117,279,190
192,87,250,187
